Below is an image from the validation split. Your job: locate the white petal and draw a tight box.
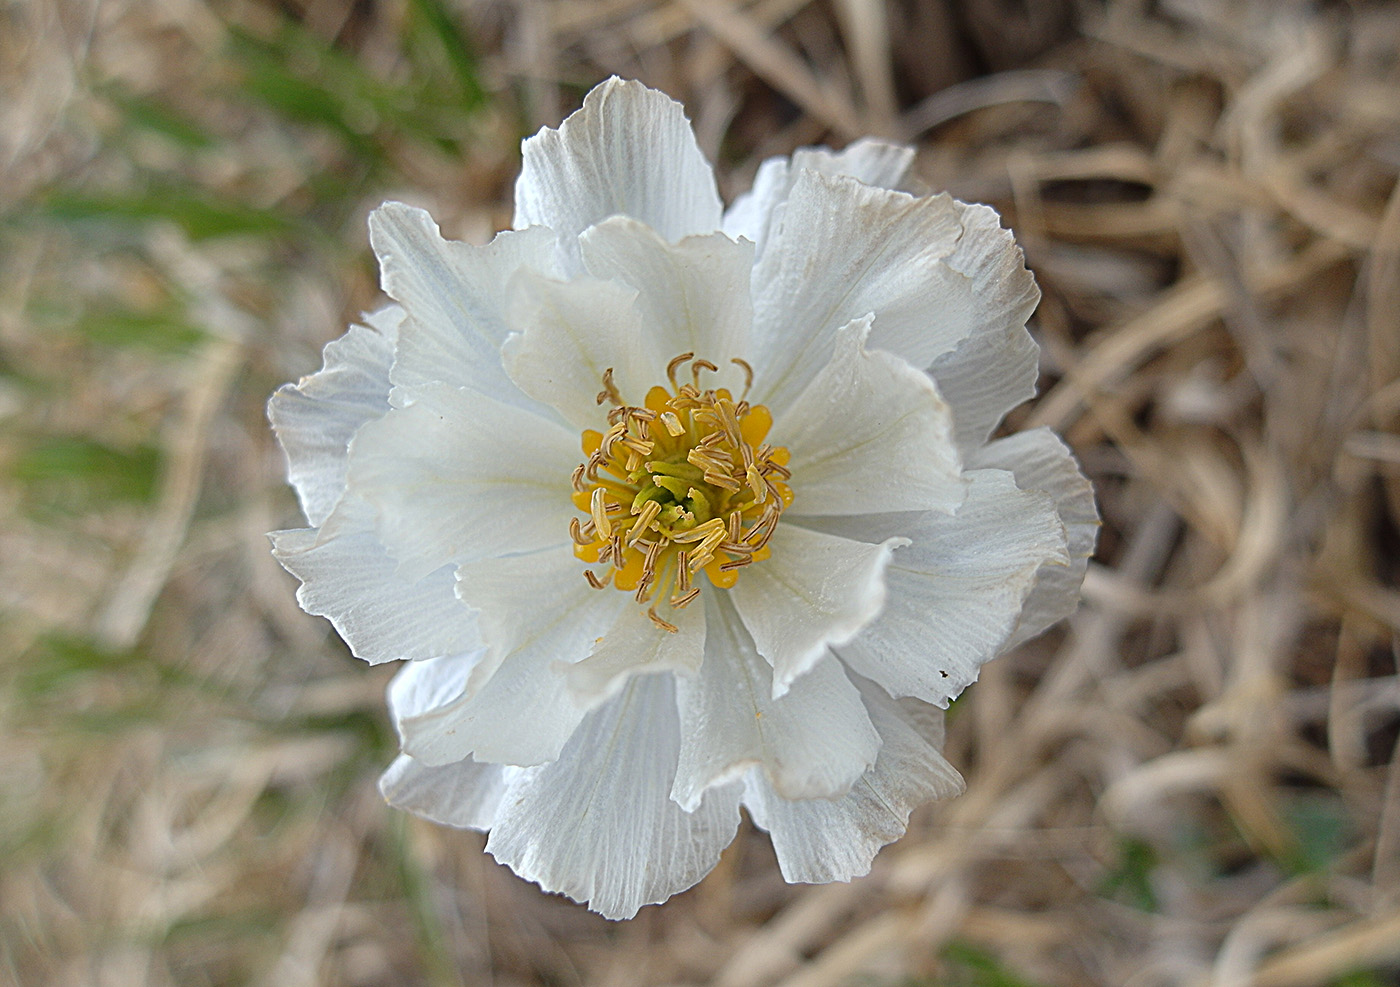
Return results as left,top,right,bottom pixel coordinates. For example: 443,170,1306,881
499,270,660,427
267,307,399,527
747,170,966,414
485,675,742,920
672,594,879,811
345,383,579,580
924,203,1042,450
565,596,706,706
776,314,965,516
730,523,906,696
833,468,1069,706
513,78,723,271
971,428,1098,648
378,753,516,832
742,675,964,884
269,496,479,664
722,138,915,253
408,547,623,765
386,646,589,769
579,217,753,390
368,203,560,410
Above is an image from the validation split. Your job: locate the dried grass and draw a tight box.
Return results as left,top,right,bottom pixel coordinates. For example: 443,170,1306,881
2,0,1399,985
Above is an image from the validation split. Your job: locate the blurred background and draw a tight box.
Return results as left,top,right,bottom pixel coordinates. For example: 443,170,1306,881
3,0,1400,984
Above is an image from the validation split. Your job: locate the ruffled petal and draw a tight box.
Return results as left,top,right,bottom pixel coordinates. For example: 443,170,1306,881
269,496,479,664
776,314,964,517
513,77,723,271
742,675,964,884
499,270,660,427
722,138,915,254
579,217,753,392
344,383,578,580
832,468,1069,707
384,547,627,767
923,203,1042,450
485,674,742,920
368,203,559,410
970,428,1098,649
746,170,967,414
565,595,706,706
671,594,879,811
267,306,399,527
730,523,906,696
378,753,517,832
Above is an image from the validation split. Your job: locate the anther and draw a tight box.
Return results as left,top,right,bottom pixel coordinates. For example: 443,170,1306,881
629,500,661,544
584,569,609,589
596,367,623,406
590,487,613,538
731,357,754,397
747,465,767,502
647,607,679,633
666,352,694,389
691,359,718,388
670,588,701,609
671,519,724,543
659,411,685,437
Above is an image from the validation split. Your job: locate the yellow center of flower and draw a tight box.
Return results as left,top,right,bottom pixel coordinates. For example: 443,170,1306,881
570,354,794,632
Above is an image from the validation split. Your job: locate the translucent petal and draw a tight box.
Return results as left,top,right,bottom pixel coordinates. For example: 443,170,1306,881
269,495,479,664
368,203,559,411
746,170,967,414
485,675,742,920
832,468,1069,706
579,218,753,392
776,314,965,516
742,675,964,883
565,596,706,706
514,77,723,272
970,428,1099,648
730,523,906,696
499,270,660,427
344,383,578,580
379,753,517,832
722,138,915,254
671,594,879,811
923,203,1042,450
406,547,625,766
267,306,399,527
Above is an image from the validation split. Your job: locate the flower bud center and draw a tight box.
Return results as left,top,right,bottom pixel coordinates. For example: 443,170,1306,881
570,354,793,632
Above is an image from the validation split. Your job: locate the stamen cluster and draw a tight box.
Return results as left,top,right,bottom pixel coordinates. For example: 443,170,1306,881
570,354,793,631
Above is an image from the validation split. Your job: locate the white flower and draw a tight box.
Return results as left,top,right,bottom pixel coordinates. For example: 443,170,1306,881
269,78,1096,920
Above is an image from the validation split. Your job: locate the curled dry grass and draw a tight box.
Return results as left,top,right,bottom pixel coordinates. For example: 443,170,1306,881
2,0,1399,984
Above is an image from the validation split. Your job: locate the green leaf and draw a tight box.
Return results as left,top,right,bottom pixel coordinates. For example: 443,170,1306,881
13,436,162,511
101,85,218,150
1098,836,1160,912
41,186,295,240
404,0,486,109
941,940,1049,987
74,305,207,353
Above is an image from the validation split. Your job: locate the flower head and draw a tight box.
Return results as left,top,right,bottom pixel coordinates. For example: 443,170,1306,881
269,78,1096,919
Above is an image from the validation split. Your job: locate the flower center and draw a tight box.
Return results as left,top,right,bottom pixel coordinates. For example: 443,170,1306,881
570,354,793,632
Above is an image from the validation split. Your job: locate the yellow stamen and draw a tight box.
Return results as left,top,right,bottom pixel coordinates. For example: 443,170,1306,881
648,607,679,632
569,355,794,630
590,487,613,538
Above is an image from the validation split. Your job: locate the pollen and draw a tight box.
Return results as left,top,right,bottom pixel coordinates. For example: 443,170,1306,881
571,354,794,630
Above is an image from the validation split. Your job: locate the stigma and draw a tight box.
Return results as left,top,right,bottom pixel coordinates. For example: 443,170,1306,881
570,354,793,632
